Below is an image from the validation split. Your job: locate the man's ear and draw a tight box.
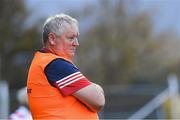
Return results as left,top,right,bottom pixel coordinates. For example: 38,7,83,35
48,33,56,45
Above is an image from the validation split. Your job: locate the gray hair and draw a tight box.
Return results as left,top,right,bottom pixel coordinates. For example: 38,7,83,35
42,13,78,44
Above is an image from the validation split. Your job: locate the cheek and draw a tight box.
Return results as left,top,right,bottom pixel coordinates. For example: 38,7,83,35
66,42,73,47
57,40,72,50
63,42,72,51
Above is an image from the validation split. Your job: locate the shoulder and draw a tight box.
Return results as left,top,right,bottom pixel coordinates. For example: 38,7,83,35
45,58,78,71
32,52,60,68
44,58,79,81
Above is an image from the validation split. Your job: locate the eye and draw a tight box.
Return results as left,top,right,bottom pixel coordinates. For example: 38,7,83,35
69,37,74,39
67,37,75,41
66,34,78,41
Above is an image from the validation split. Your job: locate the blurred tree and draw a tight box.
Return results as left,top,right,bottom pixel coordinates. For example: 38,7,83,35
76,0,180,85
0,0,41,88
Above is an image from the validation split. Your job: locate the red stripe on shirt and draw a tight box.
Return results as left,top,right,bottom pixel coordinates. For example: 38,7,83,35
55,77,91,96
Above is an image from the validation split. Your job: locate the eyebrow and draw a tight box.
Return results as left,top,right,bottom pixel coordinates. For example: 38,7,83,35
67,33,79,37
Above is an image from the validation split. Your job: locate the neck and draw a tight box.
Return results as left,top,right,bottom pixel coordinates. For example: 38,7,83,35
42,45,73,62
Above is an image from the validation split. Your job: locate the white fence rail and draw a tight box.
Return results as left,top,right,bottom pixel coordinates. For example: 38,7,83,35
128,74,180,120
0,81,9,118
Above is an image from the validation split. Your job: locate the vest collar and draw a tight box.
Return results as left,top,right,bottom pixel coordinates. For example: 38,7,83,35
39,47,73,63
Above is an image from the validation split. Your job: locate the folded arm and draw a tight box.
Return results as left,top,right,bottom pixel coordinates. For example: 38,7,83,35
72,83,105,112
44,59,105,112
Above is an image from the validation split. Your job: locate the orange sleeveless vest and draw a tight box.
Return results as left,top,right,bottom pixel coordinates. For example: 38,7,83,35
27,51,98,119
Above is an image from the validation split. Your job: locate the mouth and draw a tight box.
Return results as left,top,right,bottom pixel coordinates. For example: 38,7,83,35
70,49,76,53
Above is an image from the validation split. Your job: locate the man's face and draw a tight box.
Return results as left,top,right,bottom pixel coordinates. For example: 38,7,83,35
54,24,79,59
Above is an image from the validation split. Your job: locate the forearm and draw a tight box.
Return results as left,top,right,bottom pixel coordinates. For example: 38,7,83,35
83,83,105,112
73,83,105,112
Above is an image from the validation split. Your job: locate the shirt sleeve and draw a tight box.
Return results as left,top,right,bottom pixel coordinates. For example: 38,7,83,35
44,58,91,96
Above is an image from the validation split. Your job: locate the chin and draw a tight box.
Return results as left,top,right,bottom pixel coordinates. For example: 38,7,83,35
68,54,74,59
71,54,75,58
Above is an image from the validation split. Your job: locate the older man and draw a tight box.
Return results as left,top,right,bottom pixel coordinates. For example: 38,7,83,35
27,13,105,119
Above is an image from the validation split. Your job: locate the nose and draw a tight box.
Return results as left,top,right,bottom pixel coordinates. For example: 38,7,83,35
72,38,79,46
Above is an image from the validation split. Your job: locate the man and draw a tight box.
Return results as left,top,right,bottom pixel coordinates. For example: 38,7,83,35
27,13,105,119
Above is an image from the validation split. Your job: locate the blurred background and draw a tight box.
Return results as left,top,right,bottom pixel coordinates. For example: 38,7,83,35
1,0,180,119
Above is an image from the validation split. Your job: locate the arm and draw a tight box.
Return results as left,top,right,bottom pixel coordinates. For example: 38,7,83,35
72,83,105,112
44,59,105,112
